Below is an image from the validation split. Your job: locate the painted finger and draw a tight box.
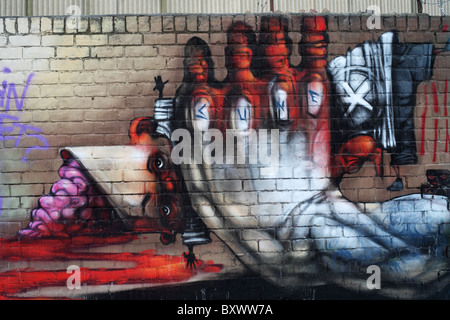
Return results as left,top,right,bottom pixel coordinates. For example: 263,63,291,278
62,208,77,220
79,208,93,220
59,166,89,193
222,22,260,133
191,92,213,132
51,179,78,196
32,208,53,225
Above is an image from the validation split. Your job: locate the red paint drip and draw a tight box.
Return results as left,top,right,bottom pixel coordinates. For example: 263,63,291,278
434,118,439,163
445,80,449,153
421,85,429,156
432,82,440,162
445,80,449,118
0,236,222,300
432,82,439,114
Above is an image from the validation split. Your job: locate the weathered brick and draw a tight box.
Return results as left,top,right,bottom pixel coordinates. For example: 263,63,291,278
0,48,22,59
76,34,108,46
30,72,59,85
109,34,142,45
102,16,114,33
419,14,430,30
74,85,108,97
56,47,90,58
124,46,157,57
430,16,442,31
40,84,75,97
338,15,350,31
30,18,41,33
163,16,174,32
396,15,407,31
210,16,222,32
150,15,162,32
17,17,29,34
91,46,124,58
10,185,45,197
408,15,419,31
187,15,198,32
126,16,139,33
42,35,74,46
92,70,128,83
9,35,41,47
89,17,102,33
32,59,50,71
5,18,16,34
138,16,150,32
0,59,31,70
41,17,52,32
114,16,126,33
53,17,65,33
144,33,176,45
174,16,186,31
50,59,83,71
198,15,210,32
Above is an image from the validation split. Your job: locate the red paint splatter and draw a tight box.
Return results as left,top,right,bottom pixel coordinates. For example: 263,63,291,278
0,235,222,300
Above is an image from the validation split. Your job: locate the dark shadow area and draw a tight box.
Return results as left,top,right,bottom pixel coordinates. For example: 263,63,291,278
87,276,442,301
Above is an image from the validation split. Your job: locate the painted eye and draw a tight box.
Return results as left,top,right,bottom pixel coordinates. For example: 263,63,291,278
155,157,165,170
160,205,171,217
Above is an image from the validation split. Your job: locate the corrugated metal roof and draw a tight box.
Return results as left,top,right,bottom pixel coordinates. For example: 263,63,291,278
0,0,445,16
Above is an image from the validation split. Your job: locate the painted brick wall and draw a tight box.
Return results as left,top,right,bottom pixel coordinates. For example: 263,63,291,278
0,13,449,300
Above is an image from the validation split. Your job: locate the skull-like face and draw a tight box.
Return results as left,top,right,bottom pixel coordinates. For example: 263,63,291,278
61,140,185,245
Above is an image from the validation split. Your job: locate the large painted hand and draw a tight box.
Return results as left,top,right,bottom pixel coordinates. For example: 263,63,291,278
174,16,333,285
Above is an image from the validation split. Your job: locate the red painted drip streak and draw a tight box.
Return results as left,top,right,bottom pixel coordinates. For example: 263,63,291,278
0,236,222,299
432,82,439,114
432,82,439,162
447,119,450,153
445,79,449,153
434,119,439,163
421,85,429,156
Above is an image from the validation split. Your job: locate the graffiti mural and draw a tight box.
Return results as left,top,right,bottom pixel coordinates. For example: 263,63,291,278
0,68,49,163
329,31,438,191
172,16,450,298
1,14,450,300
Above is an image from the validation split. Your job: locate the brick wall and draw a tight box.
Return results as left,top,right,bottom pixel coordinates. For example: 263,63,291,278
0,13,449,300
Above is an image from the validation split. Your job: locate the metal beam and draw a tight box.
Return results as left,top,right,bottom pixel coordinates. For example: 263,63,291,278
26,0,33,16
160,0,167,13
